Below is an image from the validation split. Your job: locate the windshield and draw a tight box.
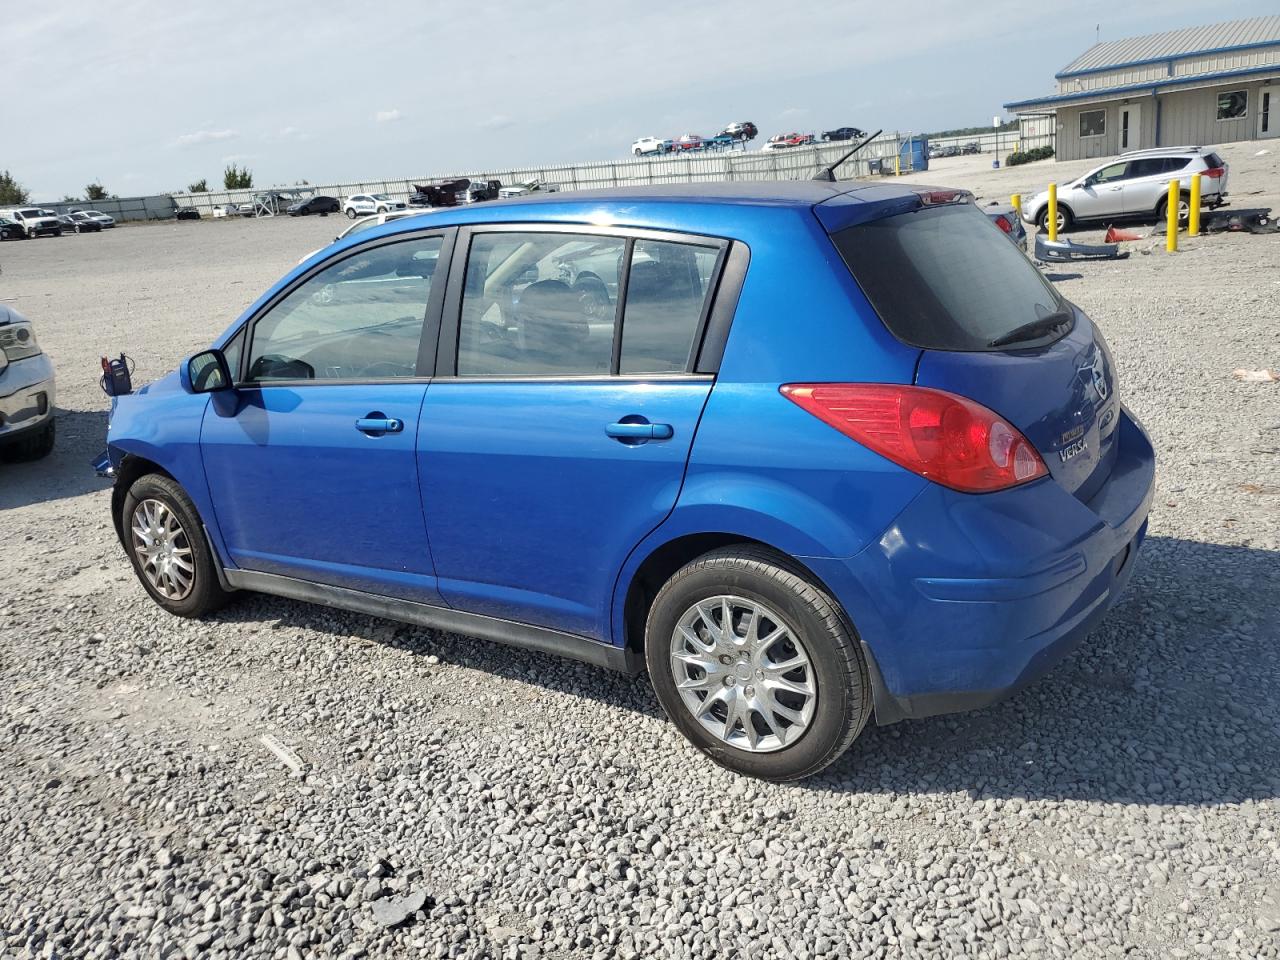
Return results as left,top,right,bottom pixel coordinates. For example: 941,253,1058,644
832,203,1068,352
19,209,42,217
372,194,392,201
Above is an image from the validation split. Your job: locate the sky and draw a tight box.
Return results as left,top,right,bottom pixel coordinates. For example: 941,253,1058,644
6,0,1276,200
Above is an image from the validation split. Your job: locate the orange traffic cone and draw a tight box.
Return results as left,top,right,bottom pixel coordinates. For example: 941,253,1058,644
1104,225,1142,242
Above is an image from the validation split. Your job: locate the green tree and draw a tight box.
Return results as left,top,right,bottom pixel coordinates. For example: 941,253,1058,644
62,194,79,202
85,182,109,201
222,164,253,190
188,178,208,193
0,170,29,205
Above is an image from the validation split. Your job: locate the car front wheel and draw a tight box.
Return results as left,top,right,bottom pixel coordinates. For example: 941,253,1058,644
645,546,872,781
122,473,231,618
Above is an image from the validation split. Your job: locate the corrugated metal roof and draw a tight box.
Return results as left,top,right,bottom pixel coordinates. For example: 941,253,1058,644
1059,16,1280,77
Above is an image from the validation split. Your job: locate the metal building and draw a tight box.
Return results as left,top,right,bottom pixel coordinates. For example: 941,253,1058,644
1004,16,1280,161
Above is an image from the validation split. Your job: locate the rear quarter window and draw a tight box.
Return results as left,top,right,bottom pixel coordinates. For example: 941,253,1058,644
832,204,1067,352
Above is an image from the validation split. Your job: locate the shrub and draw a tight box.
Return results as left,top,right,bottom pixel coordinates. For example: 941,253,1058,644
1007,146,1055,166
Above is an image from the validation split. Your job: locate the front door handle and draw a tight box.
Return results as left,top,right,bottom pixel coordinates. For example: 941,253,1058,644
356,416,404,434
606,421,674,440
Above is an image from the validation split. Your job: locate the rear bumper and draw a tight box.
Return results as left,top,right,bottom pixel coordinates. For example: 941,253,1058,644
0,355,56,445
807,407,1155,723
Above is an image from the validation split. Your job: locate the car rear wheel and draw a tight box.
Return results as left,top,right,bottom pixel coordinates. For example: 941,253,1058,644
645,546,872,781
345,208,357,219
122,473,231,618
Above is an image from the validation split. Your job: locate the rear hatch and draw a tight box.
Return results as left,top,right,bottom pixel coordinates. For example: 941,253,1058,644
828,199,1119,500
1203,151,1228,196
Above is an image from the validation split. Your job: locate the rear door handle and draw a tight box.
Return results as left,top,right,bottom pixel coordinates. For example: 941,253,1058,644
606,421,674,440
355,417,403,434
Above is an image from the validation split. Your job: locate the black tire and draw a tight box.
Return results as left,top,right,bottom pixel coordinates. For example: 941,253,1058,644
645,546,872,781
2,419,55,462
1156,193,1190,226
121,473,231,618
1034,204,1073,233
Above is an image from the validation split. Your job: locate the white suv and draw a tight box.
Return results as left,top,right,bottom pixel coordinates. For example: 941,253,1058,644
342,193,405,219
0,207,63,238
631,137,671,156
1023,147,1228,233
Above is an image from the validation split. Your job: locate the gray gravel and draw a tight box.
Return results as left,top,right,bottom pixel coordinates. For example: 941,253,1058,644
1,143,1278,959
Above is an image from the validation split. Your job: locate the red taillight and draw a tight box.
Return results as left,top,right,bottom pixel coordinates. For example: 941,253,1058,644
780,384,1049,493
993,214,1013,233
1201,166,1225,180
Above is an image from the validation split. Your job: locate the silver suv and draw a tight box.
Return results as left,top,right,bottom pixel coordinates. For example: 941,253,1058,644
1023,147,1228,233
0,305,56,460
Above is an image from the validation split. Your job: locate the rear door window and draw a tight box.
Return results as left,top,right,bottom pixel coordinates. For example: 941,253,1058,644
619,239,720,374
832,204,1067,352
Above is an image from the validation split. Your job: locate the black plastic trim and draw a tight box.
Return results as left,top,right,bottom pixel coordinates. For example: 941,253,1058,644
694,241,749,374
223,569,643,674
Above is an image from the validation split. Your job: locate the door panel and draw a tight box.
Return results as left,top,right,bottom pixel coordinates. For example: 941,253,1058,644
202,384,439,601
1119,103,1141,152
417,380,712,639
1260,91,1276,139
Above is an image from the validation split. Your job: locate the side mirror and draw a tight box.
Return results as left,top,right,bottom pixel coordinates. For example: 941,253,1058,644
182,348,233,394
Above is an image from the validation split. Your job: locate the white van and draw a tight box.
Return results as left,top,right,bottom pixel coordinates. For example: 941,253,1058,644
0,207,63,238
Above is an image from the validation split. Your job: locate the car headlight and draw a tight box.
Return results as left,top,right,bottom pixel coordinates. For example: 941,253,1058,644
0,322,42,363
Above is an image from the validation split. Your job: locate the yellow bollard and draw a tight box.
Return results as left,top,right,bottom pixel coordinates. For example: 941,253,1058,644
1188,174,1201,237
1166,180,1179,252
1047,183,1058,242
894,155,901,176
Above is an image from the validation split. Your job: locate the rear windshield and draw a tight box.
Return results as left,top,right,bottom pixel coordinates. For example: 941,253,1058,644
1205,152,1224,169
832,203,1068,351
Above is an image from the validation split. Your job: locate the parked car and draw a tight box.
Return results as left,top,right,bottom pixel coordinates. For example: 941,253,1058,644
287,195,342,216
822,126,865,142
720,122,758,142
984,201,1027,249
174,208,201,221
463,180,502,203
58,213,102,234
212,204,255,218
760,138,795,152
0,217,27,240
497,179,560,199
632,137,671,156
0,207,62,237
0,304,56,461
961,141,981,155
97,181,1153,781
1022,146,1229,233
408,180,470,208
343,194,406,219
673,133,704,152
71,209,116,227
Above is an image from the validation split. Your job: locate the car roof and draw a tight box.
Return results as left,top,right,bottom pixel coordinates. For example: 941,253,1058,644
1118,145,1205,157
460,180,912,208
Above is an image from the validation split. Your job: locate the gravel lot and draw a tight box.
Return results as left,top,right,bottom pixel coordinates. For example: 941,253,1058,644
2,143,1278,960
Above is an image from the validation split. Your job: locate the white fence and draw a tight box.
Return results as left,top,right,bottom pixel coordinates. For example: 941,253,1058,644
174,133,919,214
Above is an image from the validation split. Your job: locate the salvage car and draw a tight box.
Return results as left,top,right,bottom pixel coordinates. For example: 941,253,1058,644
0,217,26,240
0,207,62,237
59,213,103,234
632,137,671,156
71,209,116,227
1022,146,1229,233
343,193,406,219
0,304,56,460
822,126,865,142
287,195,342,216
97,181,1154,781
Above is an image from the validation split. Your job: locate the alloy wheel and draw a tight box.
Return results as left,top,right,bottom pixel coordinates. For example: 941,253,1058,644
669,595,817,752
130,498,196,600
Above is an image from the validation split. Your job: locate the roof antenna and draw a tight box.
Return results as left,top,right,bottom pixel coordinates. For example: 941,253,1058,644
1096,23,1100,44
811,129,883,182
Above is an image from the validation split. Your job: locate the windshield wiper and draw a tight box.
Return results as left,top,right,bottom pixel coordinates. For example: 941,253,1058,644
987,309,1073,348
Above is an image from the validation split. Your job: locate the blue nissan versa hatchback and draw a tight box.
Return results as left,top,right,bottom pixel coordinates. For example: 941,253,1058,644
100,181,1154,780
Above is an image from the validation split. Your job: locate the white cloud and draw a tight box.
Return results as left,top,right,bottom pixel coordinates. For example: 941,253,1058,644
173,128,239,147
374,109,401,123
478,114,515,131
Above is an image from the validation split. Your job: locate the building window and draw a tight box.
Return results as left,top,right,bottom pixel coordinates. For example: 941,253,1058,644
1079,109,1106,138
1216,90,1247,121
